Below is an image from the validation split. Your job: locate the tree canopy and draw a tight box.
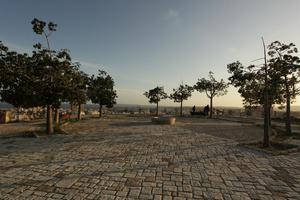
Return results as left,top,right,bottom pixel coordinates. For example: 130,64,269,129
194,71,228,118
144,86,168,116
0,47,40,108
227,61,282,108
88,70,117,117
268,41,300,134
170,84,193,116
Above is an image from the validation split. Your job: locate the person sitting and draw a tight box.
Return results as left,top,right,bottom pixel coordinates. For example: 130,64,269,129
203,105,209,116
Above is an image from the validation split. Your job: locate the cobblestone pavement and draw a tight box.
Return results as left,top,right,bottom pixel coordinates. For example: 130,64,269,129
1,118,300,200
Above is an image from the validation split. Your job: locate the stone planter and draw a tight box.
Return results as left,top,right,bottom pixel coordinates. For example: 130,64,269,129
151,116,176,125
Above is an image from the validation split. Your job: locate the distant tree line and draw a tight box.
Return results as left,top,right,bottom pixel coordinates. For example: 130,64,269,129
144,72,228,117
0,18,117,134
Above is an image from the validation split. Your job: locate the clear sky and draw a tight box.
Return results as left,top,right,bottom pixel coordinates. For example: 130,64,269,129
1,0,300,107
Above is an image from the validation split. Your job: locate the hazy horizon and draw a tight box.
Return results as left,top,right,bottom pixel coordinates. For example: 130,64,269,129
1,0,300,107
2,102,300,112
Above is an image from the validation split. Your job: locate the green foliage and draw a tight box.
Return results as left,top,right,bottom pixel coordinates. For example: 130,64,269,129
0,19,89,134
31,18,57,50
227,61,262,107
268,41,300,135
143,86,168,104
227,41,300,110
194,71,228,99
0,43,41,108
170,84,193,103
170,84,193,116
64,64,89,106
30,48,75,108
30,18,84,110
268,41,300,100
66,118,79,123
227,61,282,107
88,70,117,108
194,71,228,118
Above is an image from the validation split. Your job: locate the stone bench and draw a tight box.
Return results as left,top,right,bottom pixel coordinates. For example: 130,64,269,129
151,116,176,125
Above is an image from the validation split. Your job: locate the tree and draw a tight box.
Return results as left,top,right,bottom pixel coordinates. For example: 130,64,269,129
31,18,57,53
31,18,74,133
0,42,41,111
88,70,117,118
194,72,228,118
31,18,57,134
1,19,85,133
227,58,283,147
144,86,168,116
65,65,89,120
170,84,193,116
268,41,300,135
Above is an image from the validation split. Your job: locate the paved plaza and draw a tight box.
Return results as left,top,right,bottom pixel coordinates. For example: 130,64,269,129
0,117,300,200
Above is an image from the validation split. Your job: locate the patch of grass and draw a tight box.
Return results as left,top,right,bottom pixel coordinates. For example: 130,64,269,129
67,118,79,123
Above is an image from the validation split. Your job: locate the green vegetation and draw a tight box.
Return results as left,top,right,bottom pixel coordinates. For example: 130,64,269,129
194,72,228,118
1,18,300,147
170,84,193,116
144,87,168,116
227,39,300,147
268,41,300,135
0,18,117,134
87,70,117,118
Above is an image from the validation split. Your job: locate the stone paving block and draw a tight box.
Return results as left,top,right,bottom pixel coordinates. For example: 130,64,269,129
56,177,79,188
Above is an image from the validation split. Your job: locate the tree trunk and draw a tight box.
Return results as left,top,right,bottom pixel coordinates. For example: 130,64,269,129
180,100,183,117
263,103,270,147
285,89,292,135
46,105,53,134
209,97,213,118
99,104,102,118
262,37,270,147
156,102,159,116
77,104,82,120
54,108,60,128
269,105,272,126
17,107,20,122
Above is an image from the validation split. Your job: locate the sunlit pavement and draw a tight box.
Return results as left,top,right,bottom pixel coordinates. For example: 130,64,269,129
0,118,300,200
